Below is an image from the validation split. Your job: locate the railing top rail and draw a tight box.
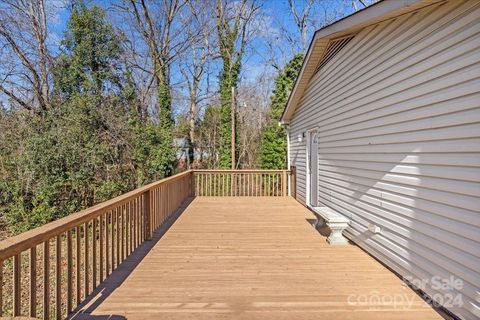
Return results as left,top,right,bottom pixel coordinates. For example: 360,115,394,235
0,170,193,260
193,169,291,173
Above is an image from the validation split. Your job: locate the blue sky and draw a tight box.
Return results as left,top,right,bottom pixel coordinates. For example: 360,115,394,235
1,0,372,110
47,0,367,68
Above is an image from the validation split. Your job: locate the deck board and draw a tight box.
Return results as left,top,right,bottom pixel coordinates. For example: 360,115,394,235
72,197,443,319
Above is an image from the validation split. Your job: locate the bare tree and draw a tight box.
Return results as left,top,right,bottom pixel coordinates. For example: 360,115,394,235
216,0,260,169
0,0,52,112
180,0,216,150
235,72,273,168
116,0,194,121
288,0,314,53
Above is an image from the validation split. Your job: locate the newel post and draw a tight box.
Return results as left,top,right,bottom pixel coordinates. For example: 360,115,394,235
290,166,296,199
191,171,195,197
282,170,287,197
144,190,152,240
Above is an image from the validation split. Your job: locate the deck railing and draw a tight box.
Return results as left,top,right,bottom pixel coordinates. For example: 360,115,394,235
0,169,292,319
0,171,192,319
193,170,291,197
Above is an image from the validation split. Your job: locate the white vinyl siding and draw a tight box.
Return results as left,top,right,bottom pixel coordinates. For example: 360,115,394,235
288,1,480,319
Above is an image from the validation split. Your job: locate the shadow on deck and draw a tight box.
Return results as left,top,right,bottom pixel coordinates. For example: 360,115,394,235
70,197,443,320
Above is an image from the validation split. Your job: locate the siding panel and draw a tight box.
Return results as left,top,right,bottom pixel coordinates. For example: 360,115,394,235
288,1,480,319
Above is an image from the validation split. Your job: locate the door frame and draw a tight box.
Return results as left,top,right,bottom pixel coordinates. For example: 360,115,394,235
305,128,318,208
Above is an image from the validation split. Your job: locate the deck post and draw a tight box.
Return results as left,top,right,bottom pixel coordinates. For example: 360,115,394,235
289,166,296,199
282,170,287,197
191,171,195,197
144,190,152,240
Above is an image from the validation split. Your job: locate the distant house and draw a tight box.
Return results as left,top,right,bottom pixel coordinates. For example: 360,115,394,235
281,0,480,319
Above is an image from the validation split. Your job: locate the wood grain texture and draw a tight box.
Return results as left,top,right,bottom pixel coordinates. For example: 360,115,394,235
73,197,442,320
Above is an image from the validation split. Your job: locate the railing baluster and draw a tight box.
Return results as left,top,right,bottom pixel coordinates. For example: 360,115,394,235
268,174,271,196
126,203,130,256
144,191,151,240
274,173,277,196
215,172,218,196
43,240,50,320
126,202,130,255
116,208,120,267
75,226,80,306
276,173,278,196
256,173,262,197
208,174,212,196
139,196,142,245
56,234,61,320
138,197,141,246
111,210,115,270
194,172,197,196
267,173,270,196
84,222,89,297
99,215,104,283
278,173,280,196
134,200,137,250
92,218,97,289
129,201,133,254
159,186,163,225
30,246,37,317
67,230,73,314
244,173,246,196
251,174,254,196
105,212,110,277
139,197,143,242
13,254,20,316
155,189,159,229
277,173,279,196
244,173,247,196
139,196,142,246
121,206,125,263
152,191,155,230
270,174,273,196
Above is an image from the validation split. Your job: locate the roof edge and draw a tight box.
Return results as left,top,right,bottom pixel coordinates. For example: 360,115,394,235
280,0,444,125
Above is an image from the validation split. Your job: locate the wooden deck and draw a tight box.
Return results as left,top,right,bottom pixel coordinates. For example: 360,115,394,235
72,197,443,319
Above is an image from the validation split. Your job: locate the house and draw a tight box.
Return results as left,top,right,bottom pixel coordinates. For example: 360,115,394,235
281,0,480,319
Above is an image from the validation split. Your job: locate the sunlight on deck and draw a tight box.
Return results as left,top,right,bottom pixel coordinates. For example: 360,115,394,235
72,197,442,320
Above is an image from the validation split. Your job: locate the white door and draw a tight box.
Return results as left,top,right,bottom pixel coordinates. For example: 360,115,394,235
308,131,319,207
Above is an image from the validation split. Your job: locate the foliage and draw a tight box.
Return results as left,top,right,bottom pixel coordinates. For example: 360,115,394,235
54,3,125,98
260,54,303,169
155,63,176,177
1,98,129,233
217,42,242,168
0,3,174,234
